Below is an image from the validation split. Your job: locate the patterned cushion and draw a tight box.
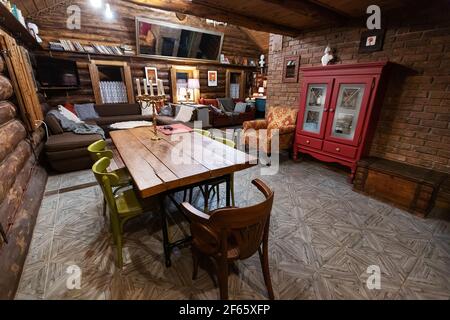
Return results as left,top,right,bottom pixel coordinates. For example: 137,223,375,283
267,107,298,130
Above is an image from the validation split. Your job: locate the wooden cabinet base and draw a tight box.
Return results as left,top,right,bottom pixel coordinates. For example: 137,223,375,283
353,157,449,219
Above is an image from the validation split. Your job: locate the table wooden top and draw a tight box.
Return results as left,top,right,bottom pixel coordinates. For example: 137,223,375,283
110,127,257,198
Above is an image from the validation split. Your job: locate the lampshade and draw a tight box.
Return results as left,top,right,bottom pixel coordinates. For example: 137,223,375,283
177,79,188,88
258,87,265,93
188,78,200,89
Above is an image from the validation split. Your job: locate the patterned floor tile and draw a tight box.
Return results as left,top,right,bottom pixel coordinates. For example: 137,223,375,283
16,158,450,300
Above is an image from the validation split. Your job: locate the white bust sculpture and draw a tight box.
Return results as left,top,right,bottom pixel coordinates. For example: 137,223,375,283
259,54,265,68
321,46,333,66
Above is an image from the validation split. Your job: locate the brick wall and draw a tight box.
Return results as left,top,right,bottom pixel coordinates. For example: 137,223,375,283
267,4,450,173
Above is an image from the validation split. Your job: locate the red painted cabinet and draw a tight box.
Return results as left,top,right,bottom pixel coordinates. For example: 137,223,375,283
293,62,390,179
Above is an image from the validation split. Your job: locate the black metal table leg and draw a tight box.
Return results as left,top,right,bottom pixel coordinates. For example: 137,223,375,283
159,196,172,267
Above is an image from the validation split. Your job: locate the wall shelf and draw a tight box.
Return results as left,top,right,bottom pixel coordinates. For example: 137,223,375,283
45,48,258,69
0,4,42,50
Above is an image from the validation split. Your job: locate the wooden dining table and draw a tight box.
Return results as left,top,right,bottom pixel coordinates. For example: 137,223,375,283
110,126,257,266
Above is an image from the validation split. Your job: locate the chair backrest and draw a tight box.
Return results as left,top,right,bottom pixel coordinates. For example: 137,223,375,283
92,157,119,214
87,139,113,162
193,128,211,138
266,106,298,127
213,136,236,148
208,179,274,259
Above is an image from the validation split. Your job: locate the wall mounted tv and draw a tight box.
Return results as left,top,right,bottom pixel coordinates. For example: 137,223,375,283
35,56,80,88
136,18,224,61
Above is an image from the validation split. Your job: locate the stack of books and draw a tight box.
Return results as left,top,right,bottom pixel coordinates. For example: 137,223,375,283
49,39,126,56
120,44,135,56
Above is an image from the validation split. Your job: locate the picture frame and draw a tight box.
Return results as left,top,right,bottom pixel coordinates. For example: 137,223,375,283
208,70,218,86
359,29,385,53
144,67,158,85
282,55,300,83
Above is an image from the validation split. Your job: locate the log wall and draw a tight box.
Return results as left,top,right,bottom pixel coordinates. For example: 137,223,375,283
0,54,47,300
29,0,262,106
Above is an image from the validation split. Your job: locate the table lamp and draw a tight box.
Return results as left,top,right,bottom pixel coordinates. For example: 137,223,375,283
187,78,200,101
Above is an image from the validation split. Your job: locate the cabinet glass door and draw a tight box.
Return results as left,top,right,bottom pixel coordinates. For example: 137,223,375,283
330,84,365,140
326,77,373,146
302,84,327,134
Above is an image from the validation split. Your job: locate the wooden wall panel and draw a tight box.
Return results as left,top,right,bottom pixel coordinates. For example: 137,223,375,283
29,0,261,106
0,51,46,300
40,51,255,106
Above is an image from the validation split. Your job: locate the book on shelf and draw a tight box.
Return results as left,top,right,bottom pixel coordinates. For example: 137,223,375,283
50,39,126,56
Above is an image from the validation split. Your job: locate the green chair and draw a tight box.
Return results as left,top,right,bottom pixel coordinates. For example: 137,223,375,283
88,140,133,216
92,157,154,268
193,128,211,138
87,140,132,187
200,136,236,211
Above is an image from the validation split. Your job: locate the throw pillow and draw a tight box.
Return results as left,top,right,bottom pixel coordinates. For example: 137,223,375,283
140,101,157,116
64,102,76,115
217,98,235,112
234,102,247,113
174,105,194,122
209,104,222,115
58,105,83,123
74,103,99,120
159,104,173,117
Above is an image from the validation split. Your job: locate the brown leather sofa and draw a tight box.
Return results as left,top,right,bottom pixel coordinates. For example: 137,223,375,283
43,102,201,172
199,98,255,127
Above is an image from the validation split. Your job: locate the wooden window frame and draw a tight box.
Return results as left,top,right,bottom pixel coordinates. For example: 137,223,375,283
225,69,245,100
170,65,200,103
88,60,134,104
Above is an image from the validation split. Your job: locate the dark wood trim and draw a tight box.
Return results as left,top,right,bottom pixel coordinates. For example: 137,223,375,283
126,0,301,36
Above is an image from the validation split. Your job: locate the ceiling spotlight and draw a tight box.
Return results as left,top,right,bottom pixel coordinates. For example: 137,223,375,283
105,3,114,19
90,0,102,8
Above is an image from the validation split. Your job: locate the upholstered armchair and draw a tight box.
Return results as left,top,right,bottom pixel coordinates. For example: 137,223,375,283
242,106,298,154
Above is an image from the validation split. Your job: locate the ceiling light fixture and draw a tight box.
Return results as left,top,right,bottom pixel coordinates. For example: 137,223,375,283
105,3,114,19
90,0,102,8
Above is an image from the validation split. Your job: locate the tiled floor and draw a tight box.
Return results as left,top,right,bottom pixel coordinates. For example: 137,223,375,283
16,157,450,299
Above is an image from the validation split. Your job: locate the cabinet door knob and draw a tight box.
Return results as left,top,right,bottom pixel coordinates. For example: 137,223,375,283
329,108,334,112
306,140,310,144
324,109,328,112
336,147,340,152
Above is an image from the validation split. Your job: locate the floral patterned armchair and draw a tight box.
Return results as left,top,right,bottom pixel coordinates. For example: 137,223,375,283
241,106,298,154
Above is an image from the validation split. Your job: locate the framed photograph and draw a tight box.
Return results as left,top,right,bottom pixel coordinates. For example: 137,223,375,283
282,55,300,83
208,70,217,86
359,29,385,53
144,67,158,85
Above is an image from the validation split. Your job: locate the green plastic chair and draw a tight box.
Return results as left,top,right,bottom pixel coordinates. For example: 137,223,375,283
199,136,236,211
193,128,212,138
88,140,133,216
92,157,153,268
88,140,131,187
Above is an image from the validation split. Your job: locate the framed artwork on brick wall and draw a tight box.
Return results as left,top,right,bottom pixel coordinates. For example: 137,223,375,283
359,29,385,53
282,55,300,83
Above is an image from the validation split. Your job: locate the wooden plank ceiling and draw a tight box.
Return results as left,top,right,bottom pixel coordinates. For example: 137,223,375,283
15,0,407,36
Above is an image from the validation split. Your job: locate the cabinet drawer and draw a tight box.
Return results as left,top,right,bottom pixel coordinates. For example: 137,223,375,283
297,134,322,150
323,141,357,159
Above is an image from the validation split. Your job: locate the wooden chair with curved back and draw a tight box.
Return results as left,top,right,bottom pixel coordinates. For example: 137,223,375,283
181,178,275,300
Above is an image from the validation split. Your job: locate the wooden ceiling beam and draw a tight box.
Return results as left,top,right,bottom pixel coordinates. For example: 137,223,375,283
125,0,302,36
261,0,350,22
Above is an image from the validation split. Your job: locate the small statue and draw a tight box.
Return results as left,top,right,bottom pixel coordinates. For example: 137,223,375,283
321,46,334,66
259,54,265,68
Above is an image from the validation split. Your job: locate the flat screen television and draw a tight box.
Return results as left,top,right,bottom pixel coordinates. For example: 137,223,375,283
136,18,224,61
35,56,80,88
